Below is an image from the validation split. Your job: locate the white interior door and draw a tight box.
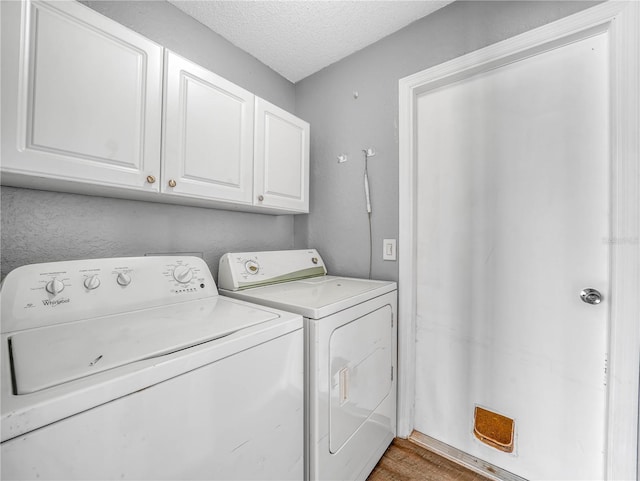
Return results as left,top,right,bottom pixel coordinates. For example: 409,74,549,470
414,33,609,480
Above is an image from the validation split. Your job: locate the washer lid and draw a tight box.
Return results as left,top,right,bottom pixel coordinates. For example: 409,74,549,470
222,276,396,319
9,297,279,394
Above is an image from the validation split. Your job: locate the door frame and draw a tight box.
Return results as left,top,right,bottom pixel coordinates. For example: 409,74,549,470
398,3,639,479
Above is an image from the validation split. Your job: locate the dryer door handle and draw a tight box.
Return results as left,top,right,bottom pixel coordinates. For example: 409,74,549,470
339,367,349,405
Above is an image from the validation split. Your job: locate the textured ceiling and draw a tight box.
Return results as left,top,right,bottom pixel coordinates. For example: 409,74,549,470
167,1,452,83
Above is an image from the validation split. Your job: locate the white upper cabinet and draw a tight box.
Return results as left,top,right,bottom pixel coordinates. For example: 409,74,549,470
1,1,310,214
162,51,255,204
255,98,310,213
0,0,163,193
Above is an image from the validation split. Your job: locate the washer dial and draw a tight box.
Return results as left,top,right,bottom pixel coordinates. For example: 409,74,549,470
173,265,194,284
84,275,101,290
116,272,132,287
45,278,65,296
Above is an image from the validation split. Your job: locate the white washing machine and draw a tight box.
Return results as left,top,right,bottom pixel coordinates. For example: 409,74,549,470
218,249,397,481
1,256,304,480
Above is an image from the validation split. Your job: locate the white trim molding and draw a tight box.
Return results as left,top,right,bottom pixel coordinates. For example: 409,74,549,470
398,3,639,479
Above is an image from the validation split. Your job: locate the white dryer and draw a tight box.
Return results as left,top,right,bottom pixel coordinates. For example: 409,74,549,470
218,249,397,481
1,256,304,480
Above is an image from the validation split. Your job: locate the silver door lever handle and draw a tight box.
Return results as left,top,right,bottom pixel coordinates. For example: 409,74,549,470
580,288,602,305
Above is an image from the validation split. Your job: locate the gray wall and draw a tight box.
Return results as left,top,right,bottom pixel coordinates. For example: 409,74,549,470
1,188,292,280
0,0,296,280
294,0,600,282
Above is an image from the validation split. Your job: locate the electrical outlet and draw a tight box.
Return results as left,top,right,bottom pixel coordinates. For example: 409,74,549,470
382,239,396,261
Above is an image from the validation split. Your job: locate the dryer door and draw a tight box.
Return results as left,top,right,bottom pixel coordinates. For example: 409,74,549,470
329,304,393,453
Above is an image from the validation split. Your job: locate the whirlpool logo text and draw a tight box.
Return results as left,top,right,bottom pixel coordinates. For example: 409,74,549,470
42,298,70,307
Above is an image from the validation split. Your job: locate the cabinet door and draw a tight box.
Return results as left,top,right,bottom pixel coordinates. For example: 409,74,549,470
162,51,255,203
254,98,310,213
0,0,163,192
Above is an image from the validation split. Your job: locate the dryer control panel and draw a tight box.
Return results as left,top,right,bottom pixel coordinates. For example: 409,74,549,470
0,256,217,333
218,249,327,291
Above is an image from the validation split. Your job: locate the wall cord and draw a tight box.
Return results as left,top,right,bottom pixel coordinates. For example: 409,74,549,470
364,150,373,280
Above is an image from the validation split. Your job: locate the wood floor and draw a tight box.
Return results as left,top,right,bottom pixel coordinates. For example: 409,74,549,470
367,438,492,481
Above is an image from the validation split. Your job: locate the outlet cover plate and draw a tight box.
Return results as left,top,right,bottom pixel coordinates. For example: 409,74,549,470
383,239,397,261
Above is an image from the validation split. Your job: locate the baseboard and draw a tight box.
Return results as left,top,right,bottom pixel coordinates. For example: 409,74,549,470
408,431,527,481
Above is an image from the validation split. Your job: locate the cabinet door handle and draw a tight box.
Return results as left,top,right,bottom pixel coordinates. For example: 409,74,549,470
257,195,264,202
146,175,156,184
168,179,177,188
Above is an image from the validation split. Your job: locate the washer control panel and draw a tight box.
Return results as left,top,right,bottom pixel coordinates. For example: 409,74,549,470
1,256,217,333
218,249,327,291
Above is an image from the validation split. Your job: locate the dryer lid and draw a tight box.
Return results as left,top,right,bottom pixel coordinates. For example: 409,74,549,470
9,297,279,394
222,276,396,319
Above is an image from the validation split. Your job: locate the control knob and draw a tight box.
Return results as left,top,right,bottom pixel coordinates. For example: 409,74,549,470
173,265,194,284
45,278,65,296
116,272,132,287
245,260,260,275
84,275,101,290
